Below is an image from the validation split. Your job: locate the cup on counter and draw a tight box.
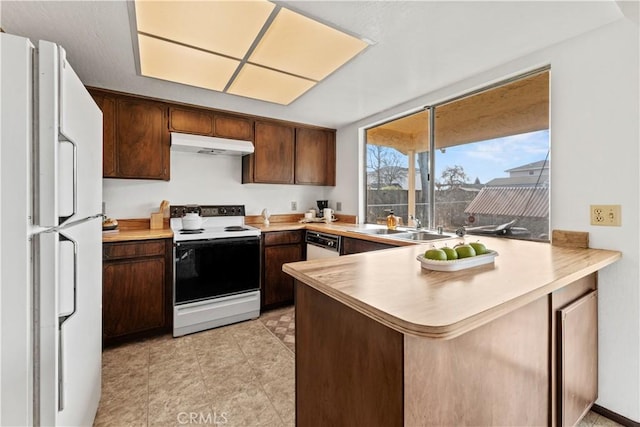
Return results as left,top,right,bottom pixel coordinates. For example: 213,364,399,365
323,208,337,222
304,212,314,220
308,208,316,217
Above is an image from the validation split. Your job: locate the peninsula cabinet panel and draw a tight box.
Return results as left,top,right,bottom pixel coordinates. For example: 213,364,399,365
214,115,253,140
116,98,169,180
296,282,403,426
102,239,172,346
558,291,598,427
92,93,117,177
169,107,213,136
246,121,295,184
295,127,336,186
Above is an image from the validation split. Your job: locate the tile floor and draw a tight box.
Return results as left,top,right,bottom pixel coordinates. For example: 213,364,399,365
95,306,621,427
94,312,295,427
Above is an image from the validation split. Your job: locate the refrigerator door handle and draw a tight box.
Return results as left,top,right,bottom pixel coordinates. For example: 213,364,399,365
58,138,78,224
58,232,78,411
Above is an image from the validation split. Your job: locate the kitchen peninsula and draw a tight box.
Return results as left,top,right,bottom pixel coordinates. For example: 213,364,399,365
283,237,621,426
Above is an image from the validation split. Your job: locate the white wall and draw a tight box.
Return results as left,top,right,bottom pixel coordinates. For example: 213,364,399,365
103,151,330,218
330,18,640,421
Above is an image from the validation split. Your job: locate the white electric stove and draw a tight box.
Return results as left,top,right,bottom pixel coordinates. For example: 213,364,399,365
170,205,261,337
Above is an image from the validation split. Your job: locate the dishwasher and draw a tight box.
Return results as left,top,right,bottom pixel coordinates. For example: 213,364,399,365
306,231,341,259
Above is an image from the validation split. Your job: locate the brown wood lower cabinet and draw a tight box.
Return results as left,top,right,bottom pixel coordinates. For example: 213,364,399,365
102,239,173,346
341,236,396,255
262,231,304,310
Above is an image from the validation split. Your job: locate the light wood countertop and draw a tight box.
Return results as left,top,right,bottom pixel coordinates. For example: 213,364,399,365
102,228,173,243
255,221,418,246
283,236,621,340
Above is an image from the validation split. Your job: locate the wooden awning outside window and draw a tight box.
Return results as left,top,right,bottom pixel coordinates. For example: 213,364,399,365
366,71,549,154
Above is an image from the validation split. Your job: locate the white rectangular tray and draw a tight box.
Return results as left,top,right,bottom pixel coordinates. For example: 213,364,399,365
416,250,498,272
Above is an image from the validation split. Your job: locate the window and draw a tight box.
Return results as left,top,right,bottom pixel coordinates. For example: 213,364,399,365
364,69,550,241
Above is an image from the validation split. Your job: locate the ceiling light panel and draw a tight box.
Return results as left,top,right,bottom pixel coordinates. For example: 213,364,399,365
227,64,316,105
135,0,275,59
249,8,368,81
138,34,239,92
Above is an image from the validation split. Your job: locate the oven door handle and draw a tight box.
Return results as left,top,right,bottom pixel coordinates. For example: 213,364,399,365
175,236,260,249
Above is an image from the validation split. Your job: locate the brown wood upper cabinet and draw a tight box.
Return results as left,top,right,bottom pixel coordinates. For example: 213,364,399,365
243,121,336,186
168,107,253,141
295,127,336,185
90,89,170,180
169,107,213,136
92,93,116,177
244,121,295,184
89,88,334,184
214,114,253,140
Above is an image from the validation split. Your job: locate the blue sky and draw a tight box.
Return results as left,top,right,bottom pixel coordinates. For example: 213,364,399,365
435,129,549,183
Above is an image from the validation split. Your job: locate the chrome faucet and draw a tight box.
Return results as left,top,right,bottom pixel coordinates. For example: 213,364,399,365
410,215,422,230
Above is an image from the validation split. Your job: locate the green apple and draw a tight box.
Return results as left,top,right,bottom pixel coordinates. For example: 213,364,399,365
424,248,447,261
441,246,458,260
454,244,477,259
469,241,488,255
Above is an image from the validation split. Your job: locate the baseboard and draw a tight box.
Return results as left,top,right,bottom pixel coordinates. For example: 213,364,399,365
592,404,640,427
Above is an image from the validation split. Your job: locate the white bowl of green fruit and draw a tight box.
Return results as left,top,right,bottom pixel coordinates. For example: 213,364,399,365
417,241,498,271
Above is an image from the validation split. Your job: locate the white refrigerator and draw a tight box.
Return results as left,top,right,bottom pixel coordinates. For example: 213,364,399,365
1,33,103,426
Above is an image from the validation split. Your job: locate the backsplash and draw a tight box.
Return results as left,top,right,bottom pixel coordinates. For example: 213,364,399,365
102,151,331,218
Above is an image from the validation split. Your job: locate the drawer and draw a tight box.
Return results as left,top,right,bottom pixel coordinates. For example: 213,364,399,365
103,240,166,260
264,230,302,246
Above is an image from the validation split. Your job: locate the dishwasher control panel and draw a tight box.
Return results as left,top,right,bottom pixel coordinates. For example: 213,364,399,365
306,231,341,253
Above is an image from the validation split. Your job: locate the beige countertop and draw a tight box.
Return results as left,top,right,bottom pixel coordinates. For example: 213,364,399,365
102,228,173,243
256,221,418,246
283,236,621,340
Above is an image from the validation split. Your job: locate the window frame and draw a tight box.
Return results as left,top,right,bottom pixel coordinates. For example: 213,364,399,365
362,66,550,238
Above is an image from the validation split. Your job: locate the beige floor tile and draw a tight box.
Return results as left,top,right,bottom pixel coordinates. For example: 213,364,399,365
202,358,260,401
93,386,148,427
247,348,295,385
262,376,295,425
580,410,600,426
148,334,195,367
238,332,288,359
593,413,624,426
213,385,284,427
196,340,247,371
96,318,297,427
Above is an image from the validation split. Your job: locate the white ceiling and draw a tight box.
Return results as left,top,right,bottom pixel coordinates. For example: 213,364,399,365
0,1,624,129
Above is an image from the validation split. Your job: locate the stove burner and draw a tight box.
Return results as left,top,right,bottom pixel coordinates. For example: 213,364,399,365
179,229,204,234
224,226,249,232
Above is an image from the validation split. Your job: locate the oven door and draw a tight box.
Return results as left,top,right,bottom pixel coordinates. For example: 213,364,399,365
174,236,260,305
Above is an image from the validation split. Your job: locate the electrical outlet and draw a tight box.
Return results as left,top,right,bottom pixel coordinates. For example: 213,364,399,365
291,201,297,211
336,202,342,211
590,204,621,226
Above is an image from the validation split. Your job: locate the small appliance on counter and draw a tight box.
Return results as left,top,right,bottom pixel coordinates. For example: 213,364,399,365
316,200,329,217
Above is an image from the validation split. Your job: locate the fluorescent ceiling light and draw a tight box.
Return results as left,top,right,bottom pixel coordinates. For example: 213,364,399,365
138,34,239,92
133,1,370,105
249,8,368,81
228,63,316,105
135,0,275,59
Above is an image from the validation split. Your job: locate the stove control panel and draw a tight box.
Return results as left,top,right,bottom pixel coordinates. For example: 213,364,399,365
170,205,246,218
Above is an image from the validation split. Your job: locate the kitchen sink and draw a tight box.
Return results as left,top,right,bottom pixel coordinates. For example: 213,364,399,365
391,231,453,241
352,227,454,242
352,228,408,235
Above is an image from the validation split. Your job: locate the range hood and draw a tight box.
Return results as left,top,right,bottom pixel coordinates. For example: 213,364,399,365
170,132,254,156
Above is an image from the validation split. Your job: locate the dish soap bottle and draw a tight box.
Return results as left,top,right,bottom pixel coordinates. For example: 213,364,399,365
386,209,398,230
